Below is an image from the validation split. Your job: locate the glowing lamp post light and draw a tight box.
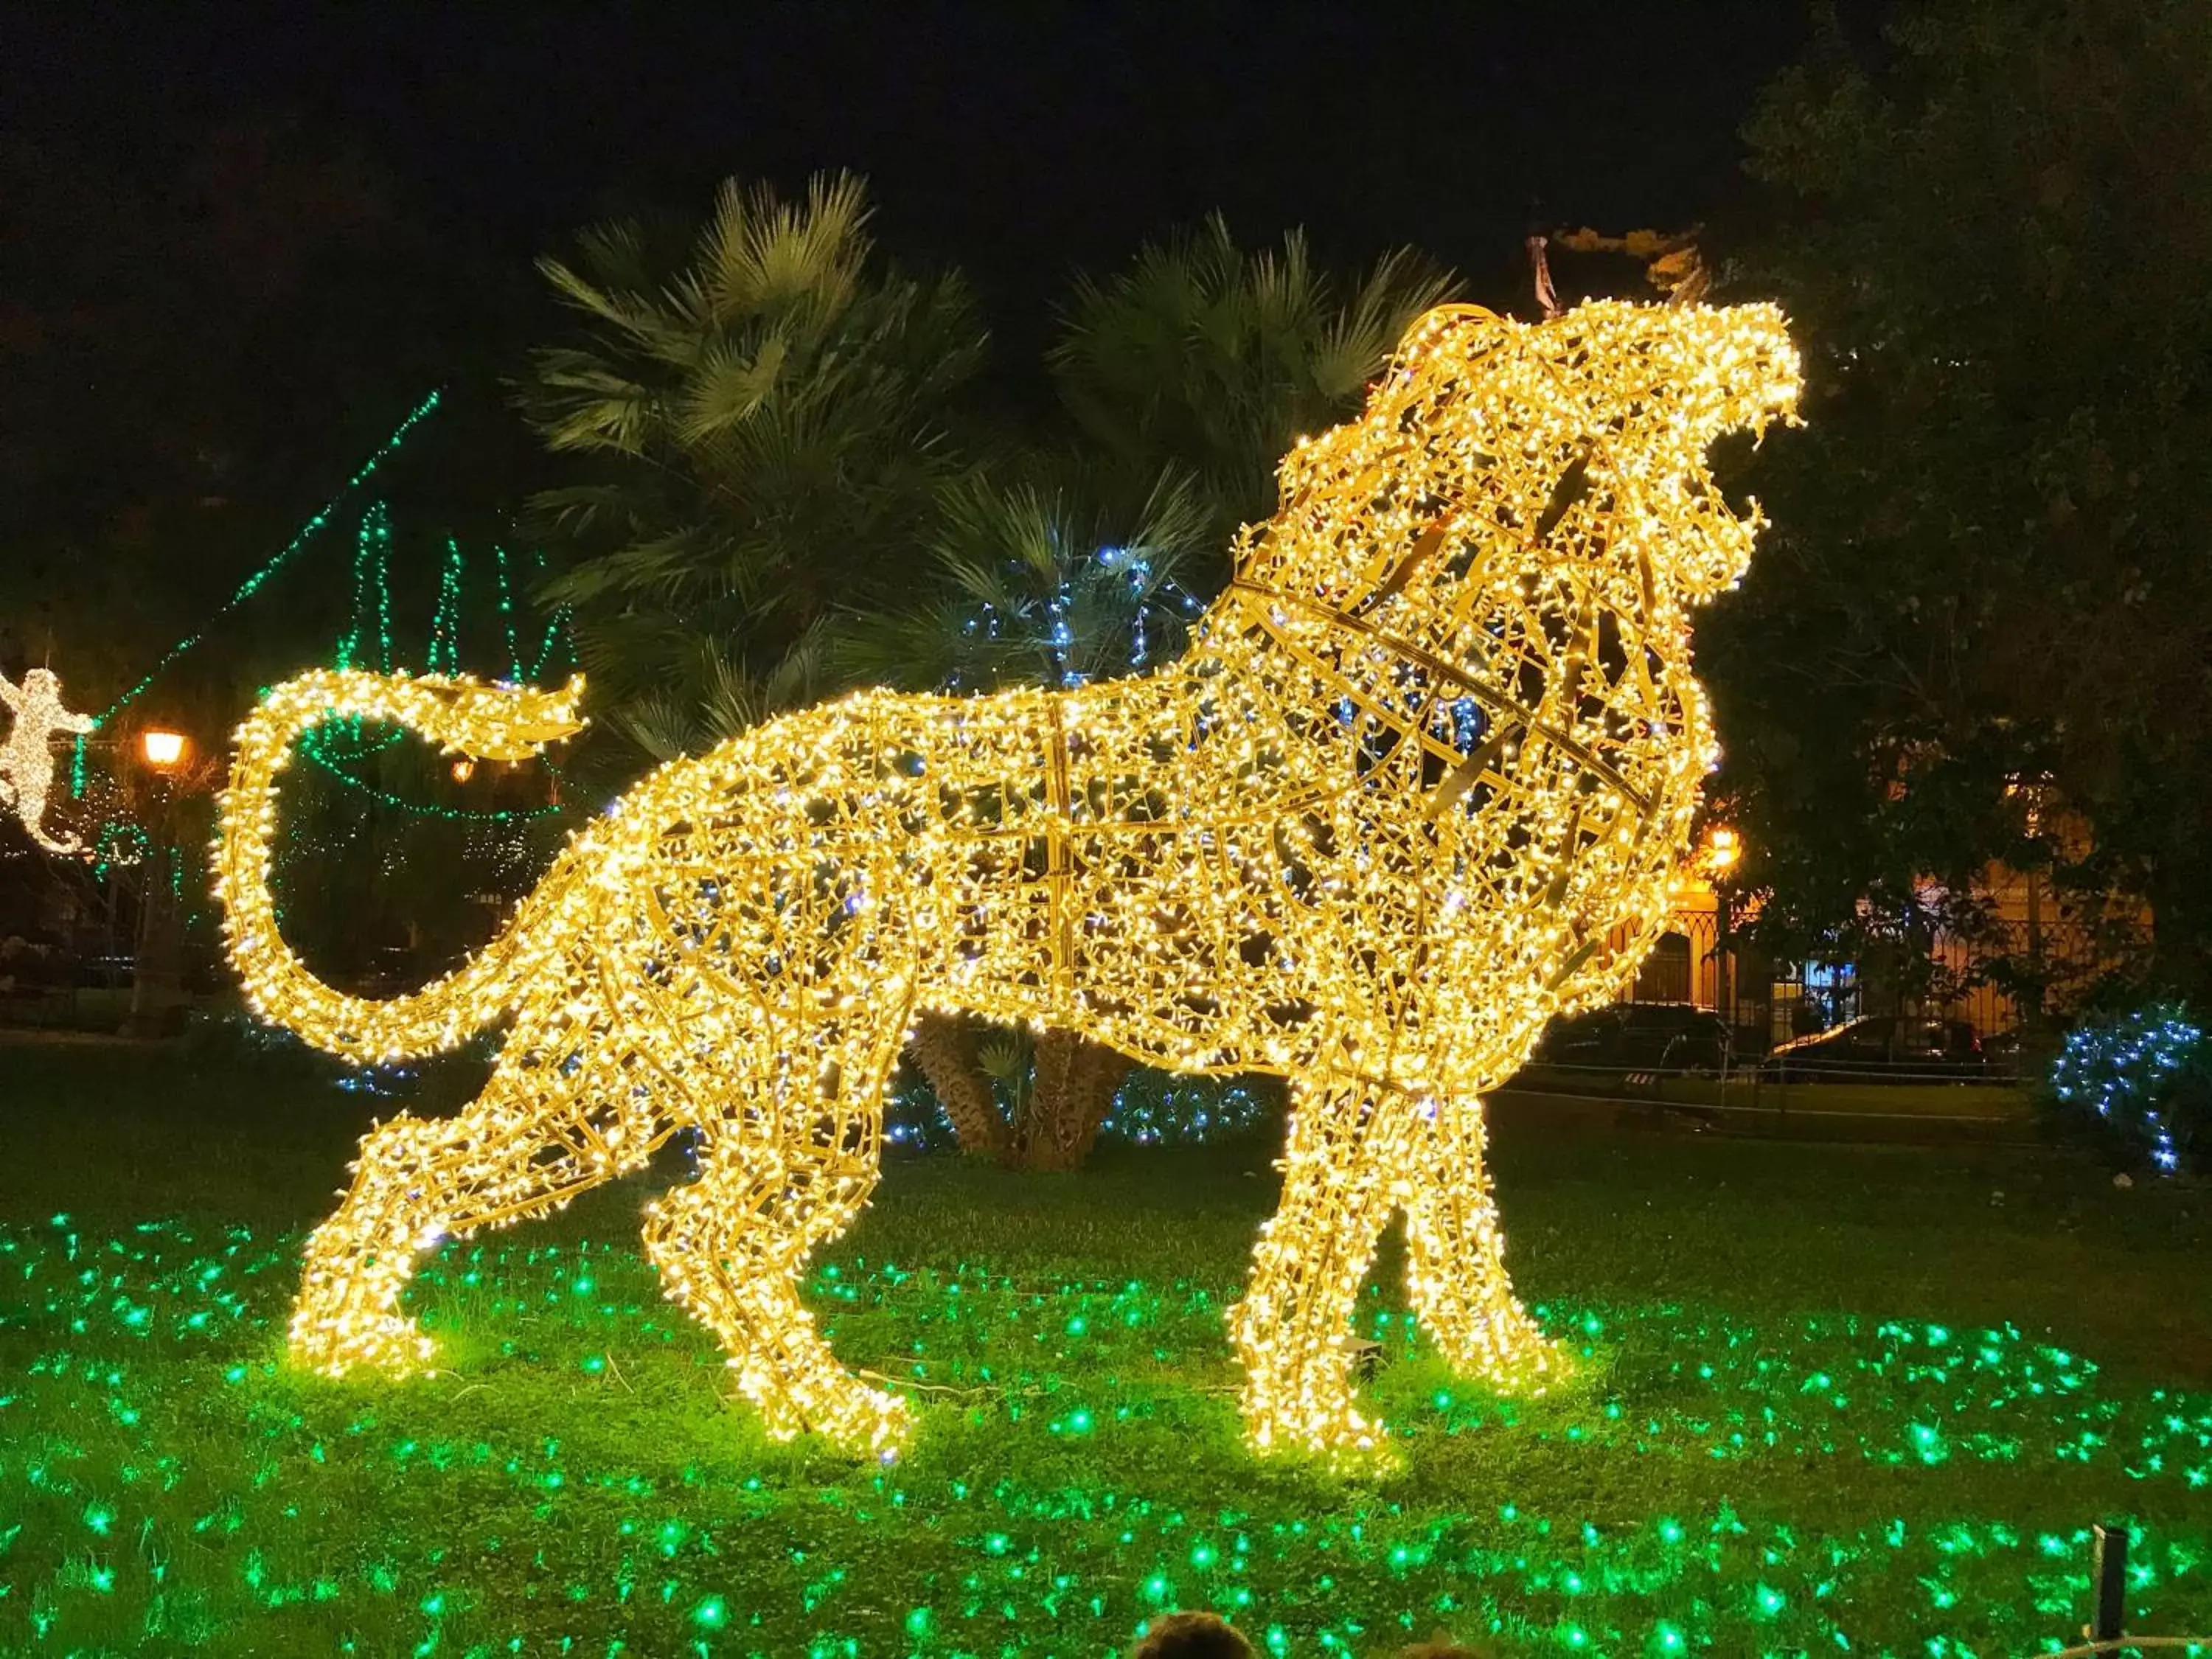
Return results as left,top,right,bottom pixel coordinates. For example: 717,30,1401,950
141,729,188,769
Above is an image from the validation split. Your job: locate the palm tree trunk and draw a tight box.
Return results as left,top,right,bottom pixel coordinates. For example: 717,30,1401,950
908,1011,1006,1158
1013,1029,1132,1172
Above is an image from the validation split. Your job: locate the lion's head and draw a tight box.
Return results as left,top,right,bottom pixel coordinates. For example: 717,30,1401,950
1240,299,1801,617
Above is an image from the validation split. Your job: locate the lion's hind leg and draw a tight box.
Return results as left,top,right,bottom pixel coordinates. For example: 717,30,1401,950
289,1042,658,1377
1400,1094,1554,1387
639,1010,913,1457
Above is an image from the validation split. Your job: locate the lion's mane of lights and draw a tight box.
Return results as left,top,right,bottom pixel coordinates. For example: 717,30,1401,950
215,299,1799,1457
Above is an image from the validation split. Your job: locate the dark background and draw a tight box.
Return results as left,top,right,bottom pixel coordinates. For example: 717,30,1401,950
3,2,1858,597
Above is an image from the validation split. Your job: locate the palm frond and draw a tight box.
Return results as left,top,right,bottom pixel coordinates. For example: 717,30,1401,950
1049,217,1461,538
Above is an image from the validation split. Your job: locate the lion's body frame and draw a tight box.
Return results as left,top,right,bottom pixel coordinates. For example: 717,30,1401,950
218,300,1799,1455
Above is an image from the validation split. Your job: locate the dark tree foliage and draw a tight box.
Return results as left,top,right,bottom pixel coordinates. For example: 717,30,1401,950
1708,0,2212,999
1050,214,1456,577
514,172,988,765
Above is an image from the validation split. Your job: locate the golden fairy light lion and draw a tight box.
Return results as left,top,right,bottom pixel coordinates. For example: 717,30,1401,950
217,299,1798,1457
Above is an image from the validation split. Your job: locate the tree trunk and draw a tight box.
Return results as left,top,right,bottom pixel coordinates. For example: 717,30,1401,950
908,1011,1006,1158
1012,1029,1132,1172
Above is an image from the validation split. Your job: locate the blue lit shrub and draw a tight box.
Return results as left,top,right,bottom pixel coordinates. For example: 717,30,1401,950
2048,1004,2207,1174
1099,1070,1278,1147
886,1067,1279,1155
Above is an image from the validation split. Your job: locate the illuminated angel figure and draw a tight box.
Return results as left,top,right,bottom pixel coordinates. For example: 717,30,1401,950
217,299,1801,1458
0,667,96,854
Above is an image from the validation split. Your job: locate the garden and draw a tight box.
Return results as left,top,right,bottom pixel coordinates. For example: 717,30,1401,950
4,1041,2207,1656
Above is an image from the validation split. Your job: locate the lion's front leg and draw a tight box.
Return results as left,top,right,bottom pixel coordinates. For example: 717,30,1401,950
638,1001,916,1458
1227,1075,1400,1456
1401,1093,1556,1387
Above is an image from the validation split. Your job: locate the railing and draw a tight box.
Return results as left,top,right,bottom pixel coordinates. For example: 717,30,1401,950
0,941,223,1031
2027,1526,2211,1659
1500,1057,2037,1143
1623,908,2123,1046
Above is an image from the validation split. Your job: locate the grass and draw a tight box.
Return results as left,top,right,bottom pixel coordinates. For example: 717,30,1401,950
1,1040,2208,1658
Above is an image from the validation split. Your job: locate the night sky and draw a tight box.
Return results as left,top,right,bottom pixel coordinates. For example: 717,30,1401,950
4,3,1848,591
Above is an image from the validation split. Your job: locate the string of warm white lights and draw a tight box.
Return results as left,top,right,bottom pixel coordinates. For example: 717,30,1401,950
218,299,1800,1457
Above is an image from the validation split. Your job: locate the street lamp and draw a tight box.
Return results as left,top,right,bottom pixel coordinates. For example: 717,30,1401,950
1699,824,1743,1040
126,728,189,1038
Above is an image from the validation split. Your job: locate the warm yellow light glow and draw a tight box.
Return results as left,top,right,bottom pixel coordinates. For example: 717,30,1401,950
0,666,97,853
1705,824,1741,871
142,729,187,768
449,757,476,784
216,299,1800,1458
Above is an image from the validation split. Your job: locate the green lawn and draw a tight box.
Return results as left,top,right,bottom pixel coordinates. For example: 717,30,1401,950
2,1040,2208,1658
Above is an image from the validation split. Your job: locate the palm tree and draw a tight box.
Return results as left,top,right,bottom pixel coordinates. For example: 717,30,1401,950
1050,212,1457,572
518,188,1455,1169
514,171,987,759
839,463,1209,695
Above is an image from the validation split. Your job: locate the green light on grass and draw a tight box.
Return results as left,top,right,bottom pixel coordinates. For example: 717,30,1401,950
4,1215,2208,1652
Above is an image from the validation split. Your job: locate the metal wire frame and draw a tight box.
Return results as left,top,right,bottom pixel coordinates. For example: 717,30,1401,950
215,299,1801,1457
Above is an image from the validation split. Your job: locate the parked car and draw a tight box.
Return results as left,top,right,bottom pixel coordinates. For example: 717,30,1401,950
1978,1026,2039,1081
1534,1001,1735,1077
1762,1015,1987,1082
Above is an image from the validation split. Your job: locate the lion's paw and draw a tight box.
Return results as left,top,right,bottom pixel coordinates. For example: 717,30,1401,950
737,1368,916,1458
287,1310,436,1380
1243,1391,1399,1470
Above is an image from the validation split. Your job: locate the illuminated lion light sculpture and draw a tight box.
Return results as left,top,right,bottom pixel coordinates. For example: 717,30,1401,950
218,300,1798,1456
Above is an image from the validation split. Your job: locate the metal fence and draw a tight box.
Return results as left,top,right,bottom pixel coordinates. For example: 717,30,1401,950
1621,909,2112,1051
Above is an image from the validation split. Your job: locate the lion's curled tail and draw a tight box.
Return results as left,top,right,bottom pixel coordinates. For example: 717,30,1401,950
214,668,586,1063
